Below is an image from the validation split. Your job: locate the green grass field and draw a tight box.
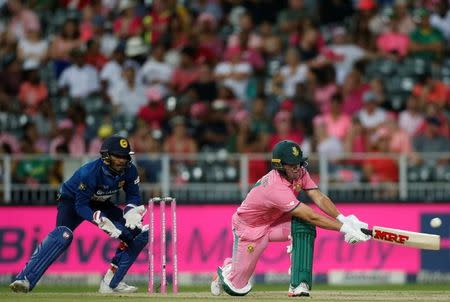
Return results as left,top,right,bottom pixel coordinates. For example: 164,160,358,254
1,284,450,302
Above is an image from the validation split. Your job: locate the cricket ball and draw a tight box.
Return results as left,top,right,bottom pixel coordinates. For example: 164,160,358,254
430,217,442,228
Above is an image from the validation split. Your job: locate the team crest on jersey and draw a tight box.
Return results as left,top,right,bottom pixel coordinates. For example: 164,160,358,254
119,139,128,148
292,146,299,156
247,244,254,253
78,183,86,190
293,183,302,191
118,181,125,188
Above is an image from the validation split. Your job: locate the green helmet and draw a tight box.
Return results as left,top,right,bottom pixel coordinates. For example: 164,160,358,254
271,140,307,170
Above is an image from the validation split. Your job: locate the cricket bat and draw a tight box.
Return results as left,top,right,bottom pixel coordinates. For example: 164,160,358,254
361,226,440,250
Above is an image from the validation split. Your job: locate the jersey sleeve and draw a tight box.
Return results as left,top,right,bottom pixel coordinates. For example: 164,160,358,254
74,169,97,221
267,186,301,213
123,164,141,205
301,169,318,190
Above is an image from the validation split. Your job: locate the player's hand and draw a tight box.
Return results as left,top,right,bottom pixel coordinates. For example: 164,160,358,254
337,214,368,230
123,204,146,230
93,211,122,238
340,222,370,244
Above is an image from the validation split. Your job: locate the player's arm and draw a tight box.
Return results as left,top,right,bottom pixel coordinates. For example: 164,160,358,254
122,164,145,230
291,202,341,231
306,189,340,218
74,176,97,221
291,203,369,243
306,188,368,230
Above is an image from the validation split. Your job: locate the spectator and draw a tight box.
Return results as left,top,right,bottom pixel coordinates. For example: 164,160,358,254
100,44,126,103
399,94,424,136
376,7,410,60
430,0,450,41
6,0,39,42
0,54,22,112
137,87,166,130
139,42,173,94
358,90,387,132
277,0,314,44
163,116,198,154
16,17,48,63
324,26,365,85
412,72,448,107
0,132,21,155
310,64,337,115
342,69,368,115
88,123,114,155
268,110,303,151
58,48,100,100
413,116,450,154
18,59,48,116
232,109,269,183
314,92,351,140
409,8,444,61
111,61,147,118
314,120,343,160
214,47,252,102
200,99,231,150
194,12,223,63
392,0,415,34
344,116,368,153
113,0,142,39
49,118,86,156
362,127,399,183
277,47,308,98
84,39,108,71
171,46,201,94
187,62,218,102
48,18,83,77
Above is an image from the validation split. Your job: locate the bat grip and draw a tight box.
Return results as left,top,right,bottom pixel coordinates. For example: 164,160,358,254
360,228,373,236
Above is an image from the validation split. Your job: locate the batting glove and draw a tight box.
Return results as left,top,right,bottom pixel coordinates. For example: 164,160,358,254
123,204,146,230
340,221,370,244
93,211,122,238
337,214,368,230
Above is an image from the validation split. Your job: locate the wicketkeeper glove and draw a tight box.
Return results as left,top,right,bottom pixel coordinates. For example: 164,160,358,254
340,221,371,244
123,204,146,230
337,214,368,230
93,210,122,238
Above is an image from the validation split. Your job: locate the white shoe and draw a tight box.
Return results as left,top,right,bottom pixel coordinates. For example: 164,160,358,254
288,282,310,297
210,271,223,296
99,268,138,293
9,279,30,293
99,279,138,293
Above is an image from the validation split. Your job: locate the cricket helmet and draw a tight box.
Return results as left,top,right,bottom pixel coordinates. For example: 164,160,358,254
271,140,307,171
100,135,134,161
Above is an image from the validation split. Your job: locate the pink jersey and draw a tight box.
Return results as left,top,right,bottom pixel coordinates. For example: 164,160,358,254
233,169,318,241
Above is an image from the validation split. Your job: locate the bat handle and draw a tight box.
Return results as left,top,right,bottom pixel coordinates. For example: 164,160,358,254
360,228,373,236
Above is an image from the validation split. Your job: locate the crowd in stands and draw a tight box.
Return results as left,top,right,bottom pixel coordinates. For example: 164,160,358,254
0,0,449,186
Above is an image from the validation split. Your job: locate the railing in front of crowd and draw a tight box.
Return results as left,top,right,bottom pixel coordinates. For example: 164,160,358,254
0,152,449,204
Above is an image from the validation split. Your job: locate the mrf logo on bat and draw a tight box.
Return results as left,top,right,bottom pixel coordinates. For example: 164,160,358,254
373,230,409,244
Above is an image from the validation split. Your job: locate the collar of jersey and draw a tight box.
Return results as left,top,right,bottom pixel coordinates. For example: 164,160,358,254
101,161,125,177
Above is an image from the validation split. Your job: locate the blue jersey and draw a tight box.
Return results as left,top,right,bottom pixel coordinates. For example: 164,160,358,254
60,158,141,221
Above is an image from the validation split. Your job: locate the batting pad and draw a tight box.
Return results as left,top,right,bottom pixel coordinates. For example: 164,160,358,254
290,217,316,288
16,226,73,290
109,229,148,288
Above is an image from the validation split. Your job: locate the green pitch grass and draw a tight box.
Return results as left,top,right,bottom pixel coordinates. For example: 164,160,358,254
1,284,449,302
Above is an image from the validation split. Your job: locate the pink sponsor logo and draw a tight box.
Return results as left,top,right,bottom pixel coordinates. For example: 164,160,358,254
1,204,449,274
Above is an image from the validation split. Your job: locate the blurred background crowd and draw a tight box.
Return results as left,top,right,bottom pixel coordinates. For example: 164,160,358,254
0,0,449,189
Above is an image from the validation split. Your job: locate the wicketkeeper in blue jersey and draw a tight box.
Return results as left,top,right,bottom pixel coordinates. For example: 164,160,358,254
10,135,148,294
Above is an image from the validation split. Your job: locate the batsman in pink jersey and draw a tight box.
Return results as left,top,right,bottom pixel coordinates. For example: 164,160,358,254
211,140,370,297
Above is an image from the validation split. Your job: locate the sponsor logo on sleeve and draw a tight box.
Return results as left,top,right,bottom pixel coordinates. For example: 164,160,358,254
134,176,140,184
